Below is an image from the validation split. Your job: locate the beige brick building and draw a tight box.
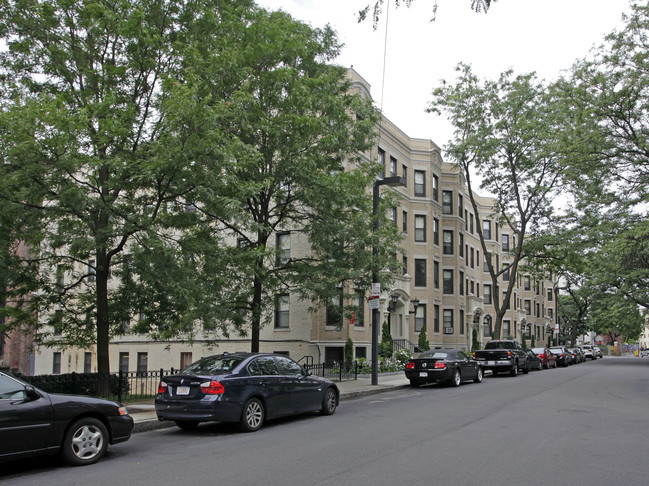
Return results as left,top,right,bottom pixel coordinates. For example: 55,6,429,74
31,69,556,375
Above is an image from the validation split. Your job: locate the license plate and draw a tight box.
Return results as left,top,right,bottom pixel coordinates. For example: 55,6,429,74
176,386,190,396
487,361,495,366
419,372,428,377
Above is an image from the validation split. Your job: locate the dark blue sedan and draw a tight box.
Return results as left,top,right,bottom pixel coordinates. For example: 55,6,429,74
405,349,483,387
155,352,339,432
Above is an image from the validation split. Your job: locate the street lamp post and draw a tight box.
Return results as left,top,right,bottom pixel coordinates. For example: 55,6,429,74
371,176,405,386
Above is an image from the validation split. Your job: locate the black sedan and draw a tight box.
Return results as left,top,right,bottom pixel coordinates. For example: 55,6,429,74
155,352,339,432
404,349,483,387
549,346,570,367
0,371,133,466
525,349,543,371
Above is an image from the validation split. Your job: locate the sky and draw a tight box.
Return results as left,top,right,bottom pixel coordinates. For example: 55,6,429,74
256,0,634,148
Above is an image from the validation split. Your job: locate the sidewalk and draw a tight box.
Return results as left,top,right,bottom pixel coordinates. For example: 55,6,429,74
129,373,410,433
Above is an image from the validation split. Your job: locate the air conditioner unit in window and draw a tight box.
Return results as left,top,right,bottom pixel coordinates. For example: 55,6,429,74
444,327,454,334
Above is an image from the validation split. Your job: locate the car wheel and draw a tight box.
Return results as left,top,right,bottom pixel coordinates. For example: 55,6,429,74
522,361,530,374
510,362,518,377
538,361,543,371
61,417,109,466
409,379,421,388
175,420,199,431
553,360,557,368
450,369,461,387
320,387,337,416
239,397,265,432
474,367,483,383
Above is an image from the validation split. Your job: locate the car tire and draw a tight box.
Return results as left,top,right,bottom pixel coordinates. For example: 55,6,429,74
474,367,483,383
522,361,530,374
450,369,461,387
239,397,265,432
510,362,518,377
409,379,421,388
61,417,109,466
320,387,337,416
175,420,199,431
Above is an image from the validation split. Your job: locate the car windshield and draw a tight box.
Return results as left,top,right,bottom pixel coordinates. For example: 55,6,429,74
531,348,544,354
181,356,244,375
420,352,449,359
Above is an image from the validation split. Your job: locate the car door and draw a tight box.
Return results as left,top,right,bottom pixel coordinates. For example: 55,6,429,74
0,374,54,459
456,351,475,379
275,356,322,413
248,356,291,419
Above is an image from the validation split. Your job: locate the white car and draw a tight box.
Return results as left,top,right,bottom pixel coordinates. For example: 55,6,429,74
580,345,596,360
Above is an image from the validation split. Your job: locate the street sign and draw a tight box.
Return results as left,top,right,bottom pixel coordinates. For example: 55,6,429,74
368,296,380,309
371,283,381,297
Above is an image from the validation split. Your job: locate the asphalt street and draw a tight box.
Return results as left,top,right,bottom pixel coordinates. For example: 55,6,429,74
2,356,648,486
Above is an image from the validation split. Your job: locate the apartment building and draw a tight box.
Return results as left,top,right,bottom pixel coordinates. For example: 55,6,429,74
31,68,556,375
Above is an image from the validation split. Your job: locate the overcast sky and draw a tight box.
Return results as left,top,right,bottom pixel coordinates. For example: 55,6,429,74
256,0,633,148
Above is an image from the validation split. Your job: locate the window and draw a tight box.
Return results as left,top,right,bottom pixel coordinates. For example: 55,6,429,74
137,352,148,376
402,164,408,186
326,290,343,327
56,264,64,287
459,271,464,295
389,156,397,176
415,259,427,287
414,170,426,197
443,230,454,255
414,304,426,332
470,214,474,234
250,356,280,375
459,233,464,257
324,347,344,367
414,215,426,242
402,255,408,276
434,261,440,289
547,288,553,301
443,309,454,334
52,309,63,335
180,352,193,369
548,308,553,319
442,190,453,214
84,352,92,373
484,284,492,305
88,259,95,283
484,254,490,272
502,234,510,252
402,210,408,233
470,247,475,268
443,269,453,294
433,218,439,245
275,294,290,329
378,148,385,178
458,194,463,218
460,310,465,335
503,264,510,281
276,232,290,265
354,294,365,327
524,276,531,291
355,347,367,360
119,352,129,373
503,320,511,337
434,305,440,333
390,207,397,226
276,356,303,376
524,299,531,315
53,352,61,374
432,175,439,201
482,220,491,240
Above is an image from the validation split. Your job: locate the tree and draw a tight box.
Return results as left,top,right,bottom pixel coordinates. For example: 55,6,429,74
359,0,497,28
472,327,480,352
379,321,393,358
345,338,354,372
418,323,430,351
168,9,396,353
429,64,563,339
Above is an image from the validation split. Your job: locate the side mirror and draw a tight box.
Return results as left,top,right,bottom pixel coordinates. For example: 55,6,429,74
25,386,41,400
304,369,313,376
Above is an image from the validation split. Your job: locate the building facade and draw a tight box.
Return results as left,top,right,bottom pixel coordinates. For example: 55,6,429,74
31,69,556,375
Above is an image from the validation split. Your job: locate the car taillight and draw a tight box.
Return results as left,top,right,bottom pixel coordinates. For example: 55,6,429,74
406,362,415,369
434,361,446,369
157,381,168,394
507,351,512,358
200,381,225,395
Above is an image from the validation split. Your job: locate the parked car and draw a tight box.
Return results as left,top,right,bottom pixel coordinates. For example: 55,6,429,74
473,340,530,376
405,349,483,387
568,347,584,363
549,346,571,367
580,345,596,360
594,346,604,358
525,349,543,371
155,352,339,432
531,347,557,369
0,371,133,466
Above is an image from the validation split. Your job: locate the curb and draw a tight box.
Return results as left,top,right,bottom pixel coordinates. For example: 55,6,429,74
132,382,410,434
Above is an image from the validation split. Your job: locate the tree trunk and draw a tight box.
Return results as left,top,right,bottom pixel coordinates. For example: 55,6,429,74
96,251,111,397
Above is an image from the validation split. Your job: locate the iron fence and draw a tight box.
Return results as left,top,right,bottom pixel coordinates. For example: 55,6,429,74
15,362,358,403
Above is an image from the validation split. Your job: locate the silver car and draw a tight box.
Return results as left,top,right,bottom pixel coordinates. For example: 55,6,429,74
580,345,596,360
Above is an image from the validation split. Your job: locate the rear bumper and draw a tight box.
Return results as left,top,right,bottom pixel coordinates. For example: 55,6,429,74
405,369,453,383
155,398,241,423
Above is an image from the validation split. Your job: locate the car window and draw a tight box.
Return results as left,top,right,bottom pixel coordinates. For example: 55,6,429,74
0,374,26,400
456,351,467,360
251,357,280,376
421,352,448,359
181,356,244,375
275,356,304,376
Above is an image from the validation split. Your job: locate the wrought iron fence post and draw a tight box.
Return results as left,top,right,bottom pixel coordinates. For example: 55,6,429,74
118,370,123,403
